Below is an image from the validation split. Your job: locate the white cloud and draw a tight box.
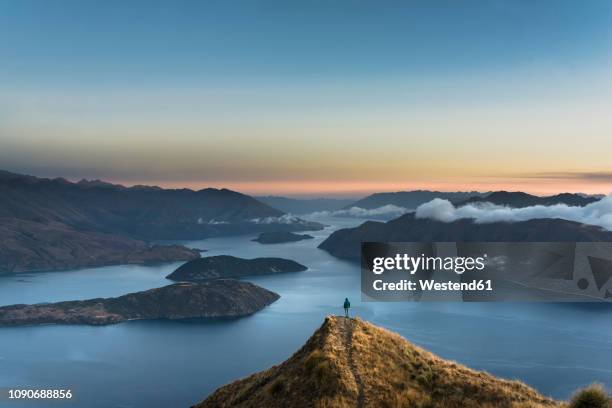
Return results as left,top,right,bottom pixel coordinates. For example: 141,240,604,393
198,217,228,225
249,214,305,224
415,195,612,230
308,204,410,220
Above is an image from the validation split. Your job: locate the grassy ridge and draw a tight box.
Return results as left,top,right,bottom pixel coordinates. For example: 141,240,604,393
195,316,612,407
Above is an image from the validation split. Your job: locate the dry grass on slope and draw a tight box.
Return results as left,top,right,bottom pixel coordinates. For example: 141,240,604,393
196,316,562,408
195,315,358,408
348,317,558,408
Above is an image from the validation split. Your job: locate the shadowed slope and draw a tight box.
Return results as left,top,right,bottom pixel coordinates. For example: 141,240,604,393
0,170,322,273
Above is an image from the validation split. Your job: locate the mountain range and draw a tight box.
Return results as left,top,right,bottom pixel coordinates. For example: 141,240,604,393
345,190,600,212
457,191,599,208
346,190,485,210
256,191,601,219
319,213,612,261
0,170,321,240
0,170,322,273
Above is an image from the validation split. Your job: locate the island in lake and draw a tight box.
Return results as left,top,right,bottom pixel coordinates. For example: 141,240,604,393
0,280,279,327
166,255,307,281
252,231,314,244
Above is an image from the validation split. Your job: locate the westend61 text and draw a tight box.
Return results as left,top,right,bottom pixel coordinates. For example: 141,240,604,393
373,279,493,292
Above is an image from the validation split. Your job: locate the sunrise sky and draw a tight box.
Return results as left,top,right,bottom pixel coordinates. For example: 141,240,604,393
1,0,611,197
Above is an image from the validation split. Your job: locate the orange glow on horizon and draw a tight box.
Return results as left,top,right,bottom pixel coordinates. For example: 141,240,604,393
111,179,612,198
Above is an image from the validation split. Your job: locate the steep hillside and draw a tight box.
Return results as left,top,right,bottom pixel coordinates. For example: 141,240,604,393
197,316,559,408
0,170,322,273
0,170,322,240
319,213,612,261
0,218,200,274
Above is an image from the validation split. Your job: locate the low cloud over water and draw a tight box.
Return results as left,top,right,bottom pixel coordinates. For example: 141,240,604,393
416,195,612,231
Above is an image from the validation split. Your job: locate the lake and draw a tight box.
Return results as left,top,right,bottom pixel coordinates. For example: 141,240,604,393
0,215,611,407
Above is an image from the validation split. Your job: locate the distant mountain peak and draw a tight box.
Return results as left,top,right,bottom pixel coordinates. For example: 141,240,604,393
458,191,598,208
346,190,487,210
319,213,612,261
77,178,125,189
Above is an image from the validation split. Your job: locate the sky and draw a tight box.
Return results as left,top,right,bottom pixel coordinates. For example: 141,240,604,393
1,0,611,197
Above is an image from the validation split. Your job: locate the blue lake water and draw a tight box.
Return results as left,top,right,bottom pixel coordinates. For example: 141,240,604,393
0,216,611,407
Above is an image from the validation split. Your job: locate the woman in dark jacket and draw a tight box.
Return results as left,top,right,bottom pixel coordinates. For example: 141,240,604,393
343,298,350,318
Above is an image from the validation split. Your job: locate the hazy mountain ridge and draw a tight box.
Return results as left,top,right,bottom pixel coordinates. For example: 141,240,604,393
347,190,486,210
0,170,323,239
0,170,322,273
344,190,599,213
256,196,356,214
458,191,599,208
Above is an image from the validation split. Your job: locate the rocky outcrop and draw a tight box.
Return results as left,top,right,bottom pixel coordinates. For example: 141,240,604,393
0,280,279,326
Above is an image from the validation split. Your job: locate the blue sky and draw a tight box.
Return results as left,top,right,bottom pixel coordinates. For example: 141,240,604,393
2,0,609,85
1,0,611,196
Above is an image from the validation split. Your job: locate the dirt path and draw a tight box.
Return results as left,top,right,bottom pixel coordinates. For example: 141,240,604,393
343,317,365,408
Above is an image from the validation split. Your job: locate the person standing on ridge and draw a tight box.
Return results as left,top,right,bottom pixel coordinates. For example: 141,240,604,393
343,297,350,318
